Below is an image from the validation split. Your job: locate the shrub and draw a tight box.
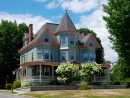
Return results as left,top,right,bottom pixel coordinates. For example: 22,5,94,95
5,83,12,89
22,83,36,87
81,61,102,84
13,80,21,89
81,81,88,87
79,86,91,90
50,80,61,85
127,78,130,88
101,83,110,85
113,82,120,85
56,62,80,85
120,80,127,85
91,82,101,85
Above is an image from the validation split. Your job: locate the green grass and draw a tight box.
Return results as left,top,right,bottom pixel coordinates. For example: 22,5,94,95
10,92,18,94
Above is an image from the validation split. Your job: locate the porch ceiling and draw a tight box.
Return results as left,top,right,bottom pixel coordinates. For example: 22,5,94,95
100,64,111,69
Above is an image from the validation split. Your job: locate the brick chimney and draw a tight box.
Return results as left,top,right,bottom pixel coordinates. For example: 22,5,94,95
82,31,86,36
29,24,33,43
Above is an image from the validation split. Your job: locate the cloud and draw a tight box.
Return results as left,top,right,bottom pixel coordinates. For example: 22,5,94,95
75,0,118,62
35,0,47,2
46,1,60,9
0,11,52,33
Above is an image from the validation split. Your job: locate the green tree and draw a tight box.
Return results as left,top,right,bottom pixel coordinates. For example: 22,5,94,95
103,0,130,77
0,20,28,80
78,28,105,64
56,62,80,85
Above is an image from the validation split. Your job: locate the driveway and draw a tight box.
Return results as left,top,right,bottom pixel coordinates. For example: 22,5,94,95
0,92,30,98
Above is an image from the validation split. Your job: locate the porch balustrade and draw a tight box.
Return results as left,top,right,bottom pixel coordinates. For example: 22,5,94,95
92,76,111,82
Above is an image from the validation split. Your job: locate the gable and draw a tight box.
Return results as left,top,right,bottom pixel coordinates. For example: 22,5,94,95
84,34,100,48
39,32,54,43
85,38,97,47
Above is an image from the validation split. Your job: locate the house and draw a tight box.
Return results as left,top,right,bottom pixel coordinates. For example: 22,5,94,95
15,10,111,86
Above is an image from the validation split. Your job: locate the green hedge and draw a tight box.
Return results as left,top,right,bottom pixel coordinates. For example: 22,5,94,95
5,83,12,89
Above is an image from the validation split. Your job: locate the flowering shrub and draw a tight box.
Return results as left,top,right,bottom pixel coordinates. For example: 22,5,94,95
56,62,80,85
81,61,102,84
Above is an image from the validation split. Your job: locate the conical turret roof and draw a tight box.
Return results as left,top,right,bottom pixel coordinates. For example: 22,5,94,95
55,11,77,33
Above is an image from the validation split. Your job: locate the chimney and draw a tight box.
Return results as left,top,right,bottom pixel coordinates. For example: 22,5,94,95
29,24,33,43
82,31,86,36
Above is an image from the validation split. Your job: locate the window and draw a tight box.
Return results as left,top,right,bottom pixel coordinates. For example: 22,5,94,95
62,52,66,60
90,54,94,62
44,35,49,42
37,50,42,59
83,54,88,62
70,52,74,61
70,37,74,45
61,37,66,45
32,53,33,61
89,40,93,46
23,41,25,46
45,50,49,59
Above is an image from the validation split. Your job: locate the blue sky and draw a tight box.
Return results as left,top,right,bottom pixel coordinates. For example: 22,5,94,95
0,0,118,62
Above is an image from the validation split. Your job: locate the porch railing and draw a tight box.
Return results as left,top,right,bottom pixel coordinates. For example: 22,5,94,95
92,76,111,82
21,76,58,82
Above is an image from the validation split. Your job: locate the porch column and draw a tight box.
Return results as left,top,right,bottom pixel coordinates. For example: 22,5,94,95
107,67,110,82
52,66,54,80
26,66,28,82
22,67,23,82
40,62,41,85
16,72,18,80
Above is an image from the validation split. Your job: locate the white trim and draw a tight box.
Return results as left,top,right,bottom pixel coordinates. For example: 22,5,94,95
70,51,75,61
83,53,88,62
44,49,50,60
61,51,67,61
69,36,74,45
61,36,66,45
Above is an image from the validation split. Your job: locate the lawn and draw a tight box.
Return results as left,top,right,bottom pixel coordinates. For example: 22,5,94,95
24,89,130,98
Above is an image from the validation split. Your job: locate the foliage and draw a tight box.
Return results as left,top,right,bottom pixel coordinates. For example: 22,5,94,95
13,80,21,89
22,83,36,87
78,28,105,64
81,81,88,87
127,82,130,88
0,20,29,80
5,83,12,89
103,0,130,77
56,62,80,85
101,83,110,85
81,61,102,84
79,86,91,90
50,80,61,85
103,60,111,64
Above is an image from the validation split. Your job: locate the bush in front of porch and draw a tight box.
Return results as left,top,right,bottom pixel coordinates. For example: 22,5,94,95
56,62,80,86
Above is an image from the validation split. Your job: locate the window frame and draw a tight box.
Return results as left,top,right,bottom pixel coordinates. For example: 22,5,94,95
83,53,88,62
89,40,93,47
44,50,50,60
61,51,67,61
37,49,42,60
70,51,75,61
69,36,74,45
44,34,49,42
90,53,94,62
61,36,66,45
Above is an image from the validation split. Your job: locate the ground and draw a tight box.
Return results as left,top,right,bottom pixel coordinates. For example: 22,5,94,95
24,89,130,98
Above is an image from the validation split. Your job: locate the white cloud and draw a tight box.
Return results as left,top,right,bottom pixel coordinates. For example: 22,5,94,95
75,0,118,62
35,0,47,2
46,1,60,9
0,11,52,33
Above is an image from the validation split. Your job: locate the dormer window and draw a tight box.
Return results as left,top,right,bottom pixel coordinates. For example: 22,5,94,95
44,35,49,42
61,37,66,45
70,37,74,45
89,40,93,46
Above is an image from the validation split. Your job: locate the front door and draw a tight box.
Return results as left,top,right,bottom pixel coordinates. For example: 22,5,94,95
44,66,50,76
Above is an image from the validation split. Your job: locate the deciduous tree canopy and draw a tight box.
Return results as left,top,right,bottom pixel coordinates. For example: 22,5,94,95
103,0,130,77
0,20,28,80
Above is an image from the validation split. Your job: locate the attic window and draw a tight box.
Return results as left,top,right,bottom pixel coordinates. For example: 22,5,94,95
44,35,49,42
89,40,93,46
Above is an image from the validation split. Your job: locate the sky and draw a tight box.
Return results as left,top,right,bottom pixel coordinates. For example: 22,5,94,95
0,0,118,62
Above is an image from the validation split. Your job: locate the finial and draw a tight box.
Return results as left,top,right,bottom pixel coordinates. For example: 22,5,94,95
65,8,67,12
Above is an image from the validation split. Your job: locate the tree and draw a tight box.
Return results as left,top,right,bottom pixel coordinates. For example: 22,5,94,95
103,60,111,64
80,61,102,84
0,20,28,81
56,62,80,85
78,28,105,64
103,0,130,77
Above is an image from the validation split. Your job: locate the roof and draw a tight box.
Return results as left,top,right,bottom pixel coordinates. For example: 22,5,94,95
55,11,77,33
19,11,100,53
